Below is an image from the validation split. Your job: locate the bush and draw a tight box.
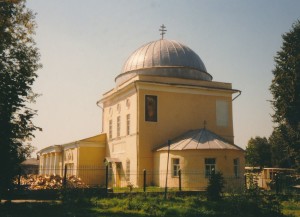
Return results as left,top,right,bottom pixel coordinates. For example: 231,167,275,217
206,171,225,201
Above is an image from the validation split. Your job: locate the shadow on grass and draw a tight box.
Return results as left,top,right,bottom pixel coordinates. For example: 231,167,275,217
0,202,149,217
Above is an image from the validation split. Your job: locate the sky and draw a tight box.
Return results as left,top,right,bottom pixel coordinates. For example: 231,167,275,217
26,0,300,154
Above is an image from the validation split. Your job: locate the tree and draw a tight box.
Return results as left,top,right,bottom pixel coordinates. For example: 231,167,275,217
245,137,271,168
269,128,294,168
0,0,41,194
270,20,300,168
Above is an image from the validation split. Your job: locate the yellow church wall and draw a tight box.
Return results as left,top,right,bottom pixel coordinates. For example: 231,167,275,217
38,134,107,186
114,135,138,186
101,84,139,186
100,74,241,188
137,81,235,185
77,146,106,186
153,149,245,190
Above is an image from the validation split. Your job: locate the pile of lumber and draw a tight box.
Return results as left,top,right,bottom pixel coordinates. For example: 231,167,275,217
16,174,88,189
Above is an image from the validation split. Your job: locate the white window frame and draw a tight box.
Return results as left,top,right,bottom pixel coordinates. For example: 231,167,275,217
172,158,180,177
117,116,121,137
234,158,239,178
126,114,130,135
126,159,130,181
109,120,112,139
205,158,216,178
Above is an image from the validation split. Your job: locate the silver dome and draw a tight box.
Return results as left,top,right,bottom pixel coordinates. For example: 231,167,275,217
116,39,212,85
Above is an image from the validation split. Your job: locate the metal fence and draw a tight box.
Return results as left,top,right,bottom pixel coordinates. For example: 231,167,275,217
17,166,247,193
14,165,300,194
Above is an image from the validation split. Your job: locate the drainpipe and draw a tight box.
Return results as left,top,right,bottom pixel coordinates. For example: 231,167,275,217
134,81,139,185
96,100,104,133
232,90,241,101
231,90,242,144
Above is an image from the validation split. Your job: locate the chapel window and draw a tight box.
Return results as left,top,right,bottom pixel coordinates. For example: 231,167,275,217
145,95,157,122
234,158,239,178
109,120,112,139
117,116,121,137
172,158,180,177
126,114,130,135
205,158,216,178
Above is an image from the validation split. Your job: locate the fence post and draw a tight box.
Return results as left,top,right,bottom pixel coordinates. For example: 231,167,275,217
179,169,182,191
275,173,280,194
143,169,146,192
105,164,108,193
164,140,171,200
63,164,67,188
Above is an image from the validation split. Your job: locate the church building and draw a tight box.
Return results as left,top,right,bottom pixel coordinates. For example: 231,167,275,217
39,28,245,190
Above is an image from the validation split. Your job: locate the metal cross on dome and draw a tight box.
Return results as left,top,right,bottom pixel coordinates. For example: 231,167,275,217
159,24,167,39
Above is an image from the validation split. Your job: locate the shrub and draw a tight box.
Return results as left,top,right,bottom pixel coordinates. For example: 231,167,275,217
206,171,225,201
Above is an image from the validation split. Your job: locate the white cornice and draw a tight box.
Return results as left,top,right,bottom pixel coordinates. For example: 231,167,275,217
136,81,236,97
63,141,105,150
99,74,238,106
100,82,137,105
38,145,62,155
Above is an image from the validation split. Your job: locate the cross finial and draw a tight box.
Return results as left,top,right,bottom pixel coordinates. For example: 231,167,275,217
159,24,167,39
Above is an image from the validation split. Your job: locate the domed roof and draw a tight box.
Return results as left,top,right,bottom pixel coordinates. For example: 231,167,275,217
155,129,243,151
116,39,212,85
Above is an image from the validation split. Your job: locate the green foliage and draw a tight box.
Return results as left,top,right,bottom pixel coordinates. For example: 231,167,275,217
0,193,291,217
0,0,41,194
269,129,293,168
282,199,300,216
206,171,225,201
224,192,283,217
269,20,300,168
245,172,260,190
246,137,272,167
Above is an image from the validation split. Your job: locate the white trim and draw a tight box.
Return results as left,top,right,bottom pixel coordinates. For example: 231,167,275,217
38,145,62,155
63,141,105,149
137,82,233,97
101,83,136,105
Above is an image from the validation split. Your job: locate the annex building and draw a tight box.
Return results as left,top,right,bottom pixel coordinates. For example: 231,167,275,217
39,32,245,190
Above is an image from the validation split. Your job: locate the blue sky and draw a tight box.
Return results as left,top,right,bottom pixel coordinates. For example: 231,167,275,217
26,0,300,153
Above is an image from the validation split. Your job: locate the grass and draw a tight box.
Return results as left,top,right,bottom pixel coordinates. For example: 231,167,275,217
0,193,299,217
282,199,300,217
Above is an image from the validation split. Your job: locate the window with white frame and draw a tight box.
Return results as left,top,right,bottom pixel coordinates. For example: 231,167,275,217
117,116,120,137
234,158,239,178
126,114,130,135
109,120,112,139
205,158,216,178
172,158,180,177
